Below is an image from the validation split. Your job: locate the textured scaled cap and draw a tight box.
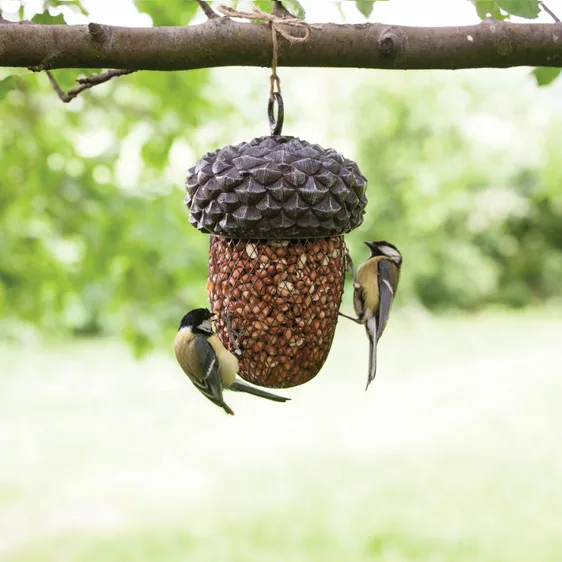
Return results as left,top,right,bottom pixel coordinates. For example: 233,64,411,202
185,136,368,239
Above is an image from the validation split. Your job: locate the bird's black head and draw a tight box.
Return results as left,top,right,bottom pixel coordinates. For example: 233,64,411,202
364,240,403,266
178,308,214,335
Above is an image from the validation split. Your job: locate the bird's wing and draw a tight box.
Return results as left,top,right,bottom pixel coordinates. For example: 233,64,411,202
376,259,399,341
190,336,234,415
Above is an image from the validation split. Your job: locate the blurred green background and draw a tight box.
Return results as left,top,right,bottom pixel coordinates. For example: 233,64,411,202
1,1,561,561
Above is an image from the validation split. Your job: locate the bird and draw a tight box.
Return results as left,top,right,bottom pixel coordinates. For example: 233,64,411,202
340,241,403,390
174,308,290,415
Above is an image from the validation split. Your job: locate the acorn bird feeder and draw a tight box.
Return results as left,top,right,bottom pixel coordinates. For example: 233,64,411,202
185,92,368,389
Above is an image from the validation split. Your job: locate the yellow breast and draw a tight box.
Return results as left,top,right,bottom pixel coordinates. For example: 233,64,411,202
174,329,200,378
174,329,239,388
208,334,239,388
356,257,382,314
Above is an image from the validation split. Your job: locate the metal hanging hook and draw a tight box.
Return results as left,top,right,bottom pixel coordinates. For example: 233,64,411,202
268,92,284,136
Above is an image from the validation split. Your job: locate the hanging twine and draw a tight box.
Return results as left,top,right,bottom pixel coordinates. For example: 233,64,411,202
217,4,321,98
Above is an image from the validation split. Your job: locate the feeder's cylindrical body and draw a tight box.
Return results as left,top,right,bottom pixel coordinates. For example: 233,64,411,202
208,237,345,388
186,136,367,388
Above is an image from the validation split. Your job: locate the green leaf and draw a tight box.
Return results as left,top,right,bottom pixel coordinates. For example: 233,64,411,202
254,0,274,13
497,0,540,18
0,76,16,100
471,1,508,19
532,67,562,86
134,1,198,26
31,10,66,24
356,0,374,17
282,0,306,18
45,0,88,16
473,0,540,19
355,0,389,18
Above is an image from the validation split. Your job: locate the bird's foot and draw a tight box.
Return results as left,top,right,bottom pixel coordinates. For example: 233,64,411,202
338,311,362,325
221,310,243,357
344,247,357,284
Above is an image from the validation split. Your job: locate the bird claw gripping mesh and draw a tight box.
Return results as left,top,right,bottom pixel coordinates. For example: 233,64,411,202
186,136,367,388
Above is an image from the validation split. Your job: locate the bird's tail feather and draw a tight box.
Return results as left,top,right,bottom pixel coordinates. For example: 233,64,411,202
366,315,378,390
221,402,235,415
230,380,290,403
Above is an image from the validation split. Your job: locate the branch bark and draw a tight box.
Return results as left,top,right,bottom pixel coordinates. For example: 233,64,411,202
1,19,562,71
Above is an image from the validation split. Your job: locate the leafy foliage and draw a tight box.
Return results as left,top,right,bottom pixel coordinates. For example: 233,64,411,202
0,1,216,353
354,0,388,18
31,10,66,24
470,0,540,19
0,76,16,99
283,0,306,18
134,1,198,26
252,0,274,14
44,0,87,15
337,71,562,310
355,0,375,18
496,0,540,18
532,67,562,86
472,0,509,19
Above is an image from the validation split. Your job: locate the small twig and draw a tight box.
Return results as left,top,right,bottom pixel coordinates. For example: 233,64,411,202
77,69,136,86
540,2,561,22
45,71,69,100
0,11,134,102
46,68,136,103
196,0,218,19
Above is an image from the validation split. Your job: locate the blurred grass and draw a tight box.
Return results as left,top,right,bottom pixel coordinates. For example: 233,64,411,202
1,311,561,562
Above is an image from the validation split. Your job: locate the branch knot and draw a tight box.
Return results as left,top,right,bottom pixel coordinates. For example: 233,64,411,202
378,27,405,60
88,22,111,44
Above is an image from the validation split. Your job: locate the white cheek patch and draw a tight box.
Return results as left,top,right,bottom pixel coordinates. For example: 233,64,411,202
379,245,401,261
200,319,213,332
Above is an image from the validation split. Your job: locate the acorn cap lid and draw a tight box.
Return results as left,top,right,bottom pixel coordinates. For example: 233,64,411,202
185,135,368,239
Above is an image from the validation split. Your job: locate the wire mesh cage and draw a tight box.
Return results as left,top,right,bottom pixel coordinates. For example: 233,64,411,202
208,236,346,388
186,135,367,388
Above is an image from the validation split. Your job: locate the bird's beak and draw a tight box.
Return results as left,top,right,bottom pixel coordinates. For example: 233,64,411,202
364,241,376,252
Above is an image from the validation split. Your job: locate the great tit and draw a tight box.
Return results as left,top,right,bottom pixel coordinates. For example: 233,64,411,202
340,241,402,390
174,308,290,415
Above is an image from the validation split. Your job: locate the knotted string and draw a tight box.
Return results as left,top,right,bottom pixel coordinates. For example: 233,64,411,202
217,4,321,98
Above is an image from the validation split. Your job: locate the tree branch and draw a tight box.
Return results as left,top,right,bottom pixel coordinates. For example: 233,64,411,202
0,17,136,102
195,0,219,19
45,69,136,103
1,19,562,71
540,2,561,23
